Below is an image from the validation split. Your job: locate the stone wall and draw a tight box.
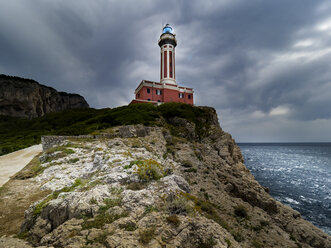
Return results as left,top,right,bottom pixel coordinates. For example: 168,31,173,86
41,135,93,151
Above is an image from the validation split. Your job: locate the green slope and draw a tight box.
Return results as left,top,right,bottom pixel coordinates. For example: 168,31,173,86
0,103,212,156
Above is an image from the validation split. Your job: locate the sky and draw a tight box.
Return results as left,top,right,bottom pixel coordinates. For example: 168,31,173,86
1,0,331,142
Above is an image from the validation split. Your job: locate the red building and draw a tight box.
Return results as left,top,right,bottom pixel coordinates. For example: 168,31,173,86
130,24,194,105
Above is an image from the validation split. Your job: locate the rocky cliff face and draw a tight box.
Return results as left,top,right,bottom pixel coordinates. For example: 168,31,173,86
0,74,89,118
0,107,330,248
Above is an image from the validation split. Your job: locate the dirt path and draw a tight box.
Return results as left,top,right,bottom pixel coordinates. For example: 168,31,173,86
0,146,50,237
0,145,42,186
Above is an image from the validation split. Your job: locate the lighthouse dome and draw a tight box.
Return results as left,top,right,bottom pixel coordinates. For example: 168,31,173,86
162,24,173,34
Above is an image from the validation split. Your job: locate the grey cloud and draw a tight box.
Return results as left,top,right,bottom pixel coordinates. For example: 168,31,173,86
0,0,331,141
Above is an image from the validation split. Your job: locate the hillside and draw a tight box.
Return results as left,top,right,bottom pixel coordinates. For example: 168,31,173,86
0,104,330,248
0,103,209,155
0,74,89,119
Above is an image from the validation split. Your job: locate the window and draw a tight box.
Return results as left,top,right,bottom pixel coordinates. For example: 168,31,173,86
158,100,161,102
188,94,191,99
156,89,162,95
137,93,140,98
147,88,150,94
147,99,151,101
179,93,184,99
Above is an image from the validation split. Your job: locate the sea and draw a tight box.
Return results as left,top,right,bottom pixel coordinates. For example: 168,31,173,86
238,143,331,235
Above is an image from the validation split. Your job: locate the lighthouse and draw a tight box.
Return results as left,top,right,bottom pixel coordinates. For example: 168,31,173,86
159,24,177,85
130,24,194,105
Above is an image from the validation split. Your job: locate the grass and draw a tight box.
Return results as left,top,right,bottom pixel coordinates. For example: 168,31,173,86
0,102,215,156
13,154,46,179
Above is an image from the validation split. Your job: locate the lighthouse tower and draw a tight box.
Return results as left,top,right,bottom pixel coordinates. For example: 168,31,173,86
159,24,177,85
130,24,194,105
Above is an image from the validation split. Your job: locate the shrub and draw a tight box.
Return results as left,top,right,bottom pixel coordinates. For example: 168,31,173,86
126,182,146,190
232,231,244,242
134,159,164,181
139,227,156,244
234,205,248,219
69,158,79,163
166,196,192,215
166,215,181,227
184,168,197,173
119,222,137,231
197,235,217,248
144,205,159,214
181,160,193,168
251,239,263,248
89,198,98,205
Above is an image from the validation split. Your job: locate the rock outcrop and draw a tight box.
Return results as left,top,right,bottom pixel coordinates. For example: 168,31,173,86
0,107,330,248
0,74,89,118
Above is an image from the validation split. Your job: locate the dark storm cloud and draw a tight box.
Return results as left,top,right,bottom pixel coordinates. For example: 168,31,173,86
1,0,331,141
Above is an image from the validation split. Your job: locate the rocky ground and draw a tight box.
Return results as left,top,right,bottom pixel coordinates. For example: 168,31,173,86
0,108,330,248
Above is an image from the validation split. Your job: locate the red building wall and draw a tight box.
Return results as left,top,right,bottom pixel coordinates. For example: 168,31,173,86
135,85,193,105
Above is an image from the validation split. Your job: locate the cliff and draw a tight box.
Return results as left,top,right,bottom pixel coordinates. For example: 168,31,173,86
0,106,330,248
0,74,89,118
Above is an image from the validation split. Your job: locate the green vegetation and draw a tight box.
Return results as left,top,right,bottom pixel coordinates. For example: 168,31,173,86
144,205,159,214
251,239,263,248
86,232,108,246
184,168,197,173
232,231,245,242
224,238,231,247
81,197,127,229
166,215,181,227
43,146,75,163
197,235,217,248
69,158,79,163
134,159,165,182
126,182,146,191
0,103,215,156
13,154,47,179
119,222,137,231
139,227,156,244
234,205,248,219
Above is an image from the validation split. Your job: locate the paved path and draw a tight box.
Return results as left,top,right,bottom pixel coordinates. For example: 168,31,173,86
0,144,42,186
